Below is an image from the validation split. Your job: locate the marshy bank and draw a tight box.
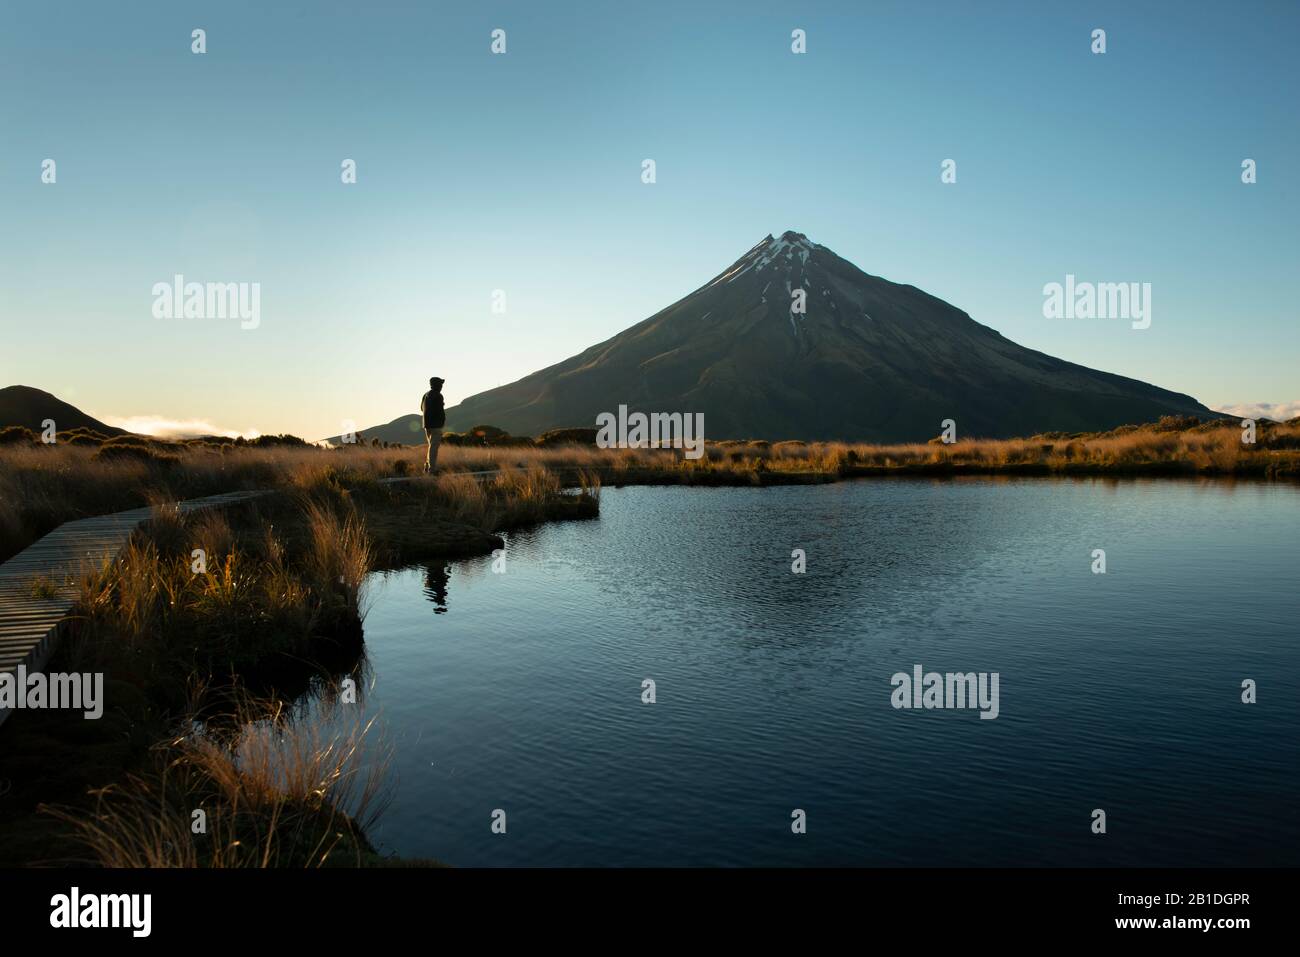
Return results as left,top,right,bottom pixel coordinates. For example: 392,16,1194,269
0,467,599,867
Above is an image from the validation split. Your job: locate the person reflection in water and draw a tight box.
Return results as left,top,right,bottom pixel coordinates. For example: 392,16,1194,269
423,562,450,614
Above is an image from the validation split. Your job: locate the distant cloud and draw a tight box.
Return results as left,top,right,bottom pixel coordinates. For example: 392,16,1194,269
102,414,261,440
1212,400,1300,422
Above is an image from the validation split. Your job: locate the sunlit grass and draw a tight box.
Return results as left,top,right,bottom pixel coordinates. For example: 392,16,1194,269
74,496,372,672
3,416,1297,561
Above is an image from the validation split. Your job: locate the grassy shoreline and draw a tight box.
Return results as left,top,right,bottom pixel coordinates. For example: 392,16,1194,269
0,470,598,867
2,414,1296,564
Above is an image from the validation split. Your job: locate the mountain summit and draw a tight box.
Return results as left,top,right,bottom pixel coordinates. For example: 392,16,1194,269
444,231,1214,441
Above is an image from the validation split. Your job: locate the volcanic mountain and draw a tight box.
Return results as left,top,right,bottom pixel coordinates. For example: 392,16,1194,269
443,231,1216,442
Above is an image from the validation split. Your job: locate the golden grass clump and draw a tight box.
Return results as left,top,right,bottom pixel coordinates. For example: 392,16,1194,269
43,696,391,868
300,499,374,615
74,496,373,673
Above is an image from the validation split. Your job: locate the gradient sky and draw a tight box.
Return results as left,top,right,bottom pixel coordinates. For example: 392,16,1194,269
1,0,1296,440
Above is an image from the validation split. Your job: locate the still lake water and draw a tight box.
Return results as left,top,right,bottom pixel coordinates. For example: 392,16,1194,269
347,478,1299,866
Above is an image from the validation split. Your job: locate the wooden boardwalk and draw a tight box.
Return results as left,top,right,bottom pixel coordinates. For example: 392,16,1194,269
0,491,268,728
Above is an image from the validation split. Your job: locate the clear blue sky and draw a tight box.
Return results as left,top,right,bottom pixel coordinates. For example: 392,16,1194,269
1,0,1296,439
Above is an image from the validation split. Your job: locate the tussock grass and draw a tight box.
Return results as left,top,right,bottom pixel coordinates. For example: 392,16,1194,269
300,499,373,616
43,695,391,868
432,470,491,526
73,496,372,680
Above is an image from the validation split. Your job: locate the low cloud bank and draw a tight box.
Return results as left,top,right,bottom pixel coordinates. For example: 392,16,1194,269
1212,401,1300,422
102,415,261,440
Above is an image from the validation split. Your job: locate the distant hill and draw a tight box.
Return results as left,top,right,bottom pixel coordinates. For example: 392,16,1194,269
0,385,126,436
319,413,425,446
437,231,1219,442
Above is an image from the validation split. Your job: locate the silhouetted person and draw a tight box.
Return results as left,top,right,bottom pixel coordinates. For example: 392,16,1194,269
421,376,446,473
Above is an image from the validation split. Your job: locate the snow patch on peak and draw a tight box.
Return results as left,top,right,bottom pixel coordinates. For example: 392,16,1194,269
754,232,813,271
707,232,818,289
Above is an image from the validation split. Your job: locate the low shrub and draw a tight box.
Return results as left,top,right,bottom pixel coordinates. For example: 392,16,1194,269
535,427,599,447
0,426,36,445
